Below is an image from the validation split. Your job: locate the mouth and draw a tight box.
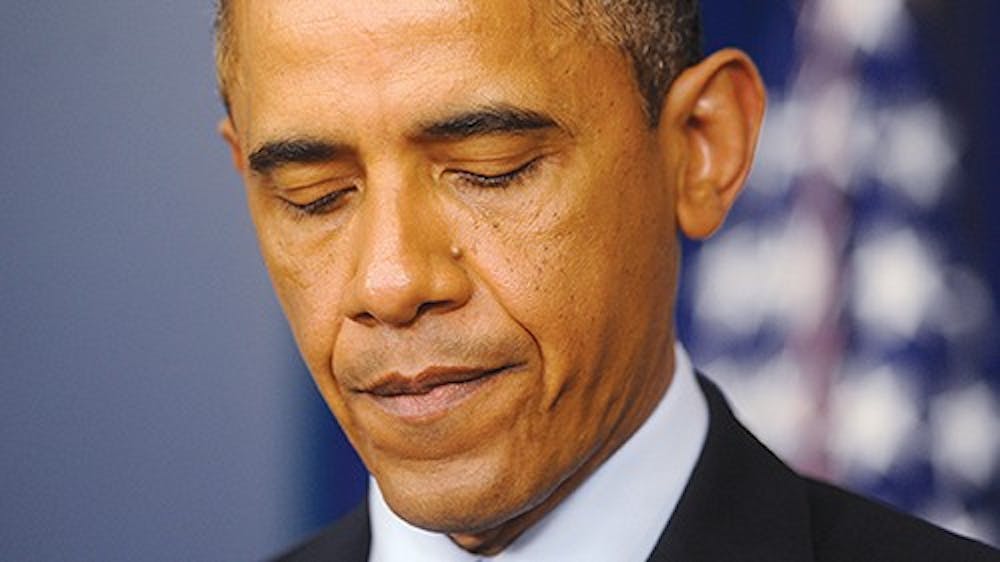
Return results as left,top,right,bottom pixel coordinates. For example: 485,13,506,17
359,364,521,422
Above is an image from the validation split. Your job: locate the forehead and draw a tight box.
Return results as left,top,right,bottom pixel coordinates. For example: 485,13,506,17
233,0,576,59
228,0,616,142
239,0,555,39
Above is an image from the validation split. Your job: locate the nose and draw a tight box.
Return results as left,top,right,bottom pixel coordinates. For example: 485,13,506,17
341,179,472,327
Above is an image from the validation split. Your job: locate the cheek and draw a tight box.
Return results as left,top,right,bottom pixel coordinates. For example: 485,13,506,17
466,150,673,393
251,202,352,374
460,195,607,375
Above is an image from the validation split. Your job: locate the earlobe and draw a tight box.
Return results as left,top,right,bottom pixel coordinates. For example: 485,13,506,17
218,117,246,173
660,49,766,240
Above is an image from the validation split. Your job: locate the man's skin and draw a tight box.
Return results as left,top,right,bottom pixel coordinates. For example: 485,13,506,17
219,0,764,554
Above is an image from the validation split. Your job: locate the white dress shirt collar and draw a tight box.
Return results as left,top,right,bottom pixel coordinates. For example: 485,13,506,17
368,342,708,562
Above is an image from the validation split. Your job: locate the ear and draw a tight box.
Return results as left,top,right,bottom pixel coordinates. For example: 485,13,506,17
658,48,766,239
218,117,246,174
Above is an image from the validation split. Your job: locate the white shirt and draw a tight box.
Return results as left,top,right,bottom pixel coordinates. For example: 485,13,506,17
368,342,708,562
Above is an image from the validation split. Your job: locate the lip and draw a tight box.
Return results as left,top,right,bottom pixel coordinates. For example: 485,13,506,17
360,364,518,422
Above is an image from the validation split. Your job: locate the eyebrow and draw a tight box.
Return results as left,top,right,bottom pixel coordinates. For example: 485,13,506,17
247,139,344,174
415,105,562,140
247,105,563,174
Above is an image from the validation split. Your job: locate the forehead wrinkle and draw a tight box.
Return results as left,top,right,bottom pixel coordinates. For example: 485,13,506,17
241,0,584,81
231,0,597,92
236,0,618,150
244,2,489,91
253,0,477,52
237,2,464,139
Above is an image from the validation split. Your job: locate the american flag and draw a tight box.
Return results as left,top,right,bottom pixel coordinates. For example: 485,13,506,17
680,0,999,546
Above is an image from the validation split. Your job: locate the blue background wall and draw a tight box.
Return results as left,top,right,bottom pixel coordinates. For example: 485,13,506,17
1,2,996,560
0,3,324,560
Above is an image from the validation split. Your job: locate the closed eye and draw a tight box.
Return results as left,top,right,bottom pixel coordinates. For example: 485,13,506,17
452,157,542,189
279,188,354,215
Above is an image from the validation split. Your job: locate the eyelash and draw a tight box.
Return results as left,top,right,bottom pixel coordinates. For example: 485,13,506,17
277,158,541,217
453,157,542,189
279,189,352,216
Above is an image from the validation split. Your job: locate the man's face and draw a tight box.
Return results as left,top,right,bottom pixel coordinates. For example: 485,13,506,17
225,0,681,536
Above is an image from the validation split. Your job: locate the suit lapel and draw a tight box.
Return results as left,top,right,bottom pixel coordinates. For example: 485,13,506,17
274,501,370,561
646,375,815,562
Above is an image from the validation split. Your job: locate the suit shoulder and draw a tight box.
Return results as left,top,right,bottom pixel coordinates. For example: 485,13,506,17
272,502,370,562
804,478,998,561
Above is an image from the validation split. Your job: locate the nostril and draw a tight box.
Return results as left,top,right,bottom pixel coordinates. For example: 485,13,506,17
352,310,378,327
348,298,458,328
415,299,454,318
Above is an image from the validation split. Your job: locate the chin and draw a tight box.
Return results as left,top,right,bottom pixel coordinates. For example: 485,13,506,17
376,461,544,535
392,499,514,535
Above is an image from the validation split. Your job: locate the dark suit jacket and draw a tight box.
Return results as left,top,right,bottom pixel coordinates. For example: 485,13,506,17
276,376,998,561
